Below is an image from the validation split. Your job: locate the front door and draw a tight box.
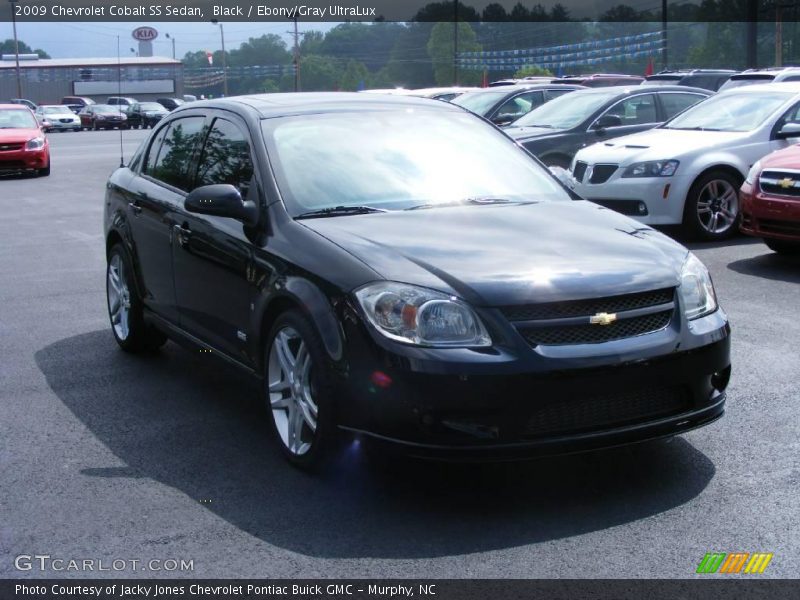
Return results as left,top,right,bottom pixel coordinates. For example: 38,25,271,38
172,115,259,364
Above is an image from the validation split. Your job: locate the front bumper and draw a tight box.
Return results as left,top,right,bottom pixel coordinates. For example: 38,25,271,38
572,167,693,226
740,181,800,241
48,120,81,130
337,305,731,459
0,147,49,172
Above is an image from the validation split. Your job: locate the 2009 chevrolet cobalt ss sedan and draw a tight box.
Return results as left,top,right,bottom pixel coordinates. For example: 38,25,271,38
103,93,731,469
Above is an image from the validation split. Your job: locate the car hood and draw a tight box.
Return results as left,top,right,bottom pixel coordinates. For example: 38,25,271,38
758,142,800,169
301,201,687,306
0,128,41,143
576,128,750,165
46,112,77,119
505,125,565,141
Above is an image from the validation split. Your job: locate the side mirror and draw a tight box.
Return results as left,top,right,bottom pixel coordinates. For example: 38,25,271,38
592,114,623,130
185,184,259,226
776,122,800,140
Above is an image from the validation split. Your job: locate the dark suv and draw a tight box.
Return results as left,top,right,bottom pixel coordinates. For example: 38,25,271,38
103,93,730,469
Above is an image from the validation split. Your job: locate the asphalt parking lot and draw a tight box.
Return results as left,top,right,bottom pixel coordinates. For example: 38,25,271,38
1,129,798,579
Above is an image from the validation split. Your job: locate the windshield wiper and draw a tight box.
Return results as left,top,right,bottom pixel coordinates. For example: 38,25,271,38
666,126,722,131
295,205,388,219
406,197,521,211
520,123,555,129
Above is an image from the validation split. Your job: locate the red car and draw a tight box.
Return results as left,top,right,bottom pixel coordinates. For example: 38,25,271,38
741,144,800,255
0,104,50,177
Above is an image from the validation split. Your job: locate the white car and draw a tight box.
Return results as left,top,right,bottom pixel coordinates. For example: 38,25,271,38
570,83,800,240
34,105,81,132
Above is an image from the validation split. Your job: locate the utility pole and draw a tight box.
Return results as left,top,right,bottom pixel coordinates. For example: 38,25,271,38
293,16,300,92
746,0,758,68
662,0,668,69
210,20,228,96
166,33,176,59
9,0,23,98
453,0,459,85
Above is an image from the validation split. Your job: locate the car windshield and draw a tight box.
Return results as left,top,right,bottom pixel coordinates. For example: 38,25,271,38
450,91,507,115
663,91,791,131
512,90,619,129
94,105,118,114
0,109,38,129
43,106,70,114
264,110,570,215
139,103,165,111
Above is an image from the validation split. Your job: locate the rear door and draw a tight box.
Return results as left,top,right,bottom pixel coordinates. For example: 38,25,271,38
126,115,207,323
171,113,260,363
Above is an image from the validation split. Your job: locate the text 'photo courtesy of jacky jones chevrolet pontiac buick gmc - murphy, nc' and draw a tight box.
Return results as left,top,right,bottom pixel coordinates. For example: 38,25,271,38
103,93,730,470
569,83,800,240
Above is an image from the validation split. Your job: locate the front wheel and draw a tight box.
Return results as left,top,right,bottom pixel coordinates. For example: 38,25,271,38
765,238,800,255
683,170,742,241
38,160,50,177
265,310,339,469
106,243,167,353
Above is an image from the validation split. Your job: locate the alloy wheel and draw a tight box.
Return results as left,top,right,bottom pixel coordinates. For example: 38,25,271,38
107,253,131,340
696,179,738,235
267,327,318,456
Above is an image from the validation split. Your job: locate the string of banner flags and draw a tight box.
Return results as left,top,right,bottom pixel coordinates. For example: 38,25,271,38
457,30,664,71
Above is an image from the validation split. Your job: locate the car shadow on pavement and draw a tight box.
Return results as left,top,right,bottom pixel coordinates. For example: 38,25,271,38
727,250,800,283
36,330,716,560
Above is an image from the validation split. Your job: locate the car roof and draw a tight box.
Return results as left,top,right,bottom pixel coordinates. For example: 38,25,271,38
460,83,585,94
0,103,32,110
717,82,800,93
567,84,710,95
176,91,527,119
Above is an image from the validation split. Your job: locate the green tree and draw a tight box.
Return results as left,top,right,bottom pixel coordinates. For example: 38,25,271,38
427,21,482,86
0,39,49,58
339,60,370,91
514,65,554,78
299,55,343,91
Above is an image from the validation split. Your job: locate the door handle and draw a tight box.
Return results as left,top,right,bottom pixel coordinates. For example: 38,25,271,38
128,202,142,215
175,223,192,247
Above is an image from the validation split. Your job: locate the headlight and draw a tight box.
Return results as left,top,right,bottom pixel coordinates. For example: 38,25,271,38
622,160,679,178
744,160,762,185
25,137,45,151
96,115,107,120
354,281,491,347
679,253,718,320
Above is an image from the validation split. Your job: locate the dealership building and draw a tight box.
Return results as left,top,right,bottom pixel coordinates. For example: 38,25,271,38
0,54,184,104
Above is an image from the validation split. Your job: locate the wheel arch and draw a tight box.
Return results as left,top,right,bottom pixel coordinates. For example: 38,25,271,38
255,278,346,374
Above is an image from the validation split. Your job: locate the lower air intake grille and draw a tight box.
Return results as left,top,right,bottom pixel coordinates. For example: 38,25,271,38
523,385,691,437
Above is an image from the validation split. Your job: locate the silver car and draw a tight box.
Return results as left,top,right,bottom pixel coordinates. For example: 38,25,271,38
35,105,82,132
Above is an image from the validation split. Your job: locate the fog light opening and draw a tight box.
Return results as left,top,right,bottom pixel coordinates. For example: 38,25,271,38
711,366,731,392
637,201,648,215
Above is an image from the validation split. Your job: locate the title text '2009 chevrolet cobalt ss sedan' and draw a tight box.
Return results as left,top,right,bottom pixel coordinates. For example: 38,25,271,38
103,93,730,469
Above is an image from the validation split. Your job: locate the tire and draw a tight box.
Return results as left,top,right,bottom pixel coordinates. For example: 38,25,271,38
765,238,800,255
106,243,167,353
264,310,340,470
683,170,742,241
38,161,50,177
92,122,98,131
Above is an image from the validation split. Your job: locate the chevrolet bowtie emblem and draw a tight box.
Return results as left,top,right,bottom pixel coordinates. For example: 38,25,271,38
779,177,795,189
589,312,617,326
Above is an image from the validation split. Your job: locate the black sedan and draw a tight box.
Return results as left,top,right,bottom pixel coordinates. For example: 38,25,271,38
125,102,169,129
505,85,711,168
451,83,584,126
103,93,730,469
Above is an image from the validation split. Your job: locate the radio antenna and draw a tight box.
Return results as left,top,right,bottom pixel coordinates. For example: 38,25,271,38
117,35,124,168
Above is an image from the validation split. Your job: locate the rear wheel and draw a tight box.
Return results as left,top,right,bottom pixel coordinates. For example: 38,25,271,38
683,170,742,241
765,238,800,255
106,243,167,353
265,310,339,470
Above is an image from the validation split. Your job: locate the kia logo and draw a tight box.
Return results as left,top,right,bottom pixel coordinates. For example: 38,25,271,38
132,27,158,42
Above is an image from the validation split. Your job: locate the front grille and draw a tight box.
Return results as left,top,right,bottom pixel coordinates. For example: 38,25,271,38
501,288,674,321
759,218,800,236
759,170,800,197
520,310,672,346
523,385,691,437
589,163,618,184
0,143,23,152
59,118,73,123
573,160,588,182
0,160,27,170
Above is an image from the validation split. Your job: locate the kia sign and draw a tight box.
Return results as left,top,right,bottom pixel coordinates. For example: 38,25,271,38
132,27,158,42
